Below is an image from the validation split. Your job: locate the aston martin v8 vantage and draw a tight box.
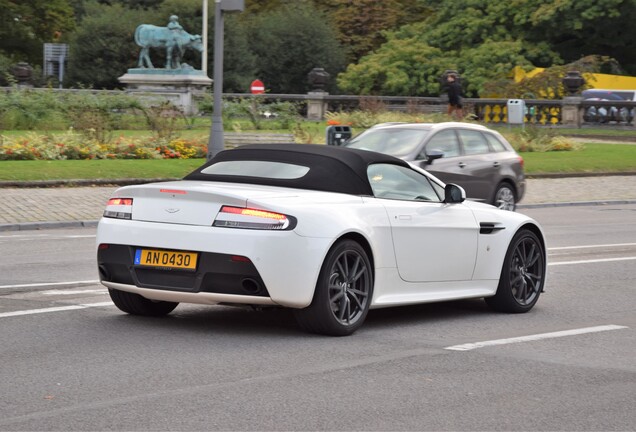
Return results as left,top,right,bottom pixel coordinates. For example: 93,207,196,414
97,144,547,336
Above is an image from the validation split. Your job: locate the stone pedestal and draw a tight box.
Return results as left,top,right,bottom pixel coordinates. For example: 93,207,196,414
561,96,583,127
118,69,212,116
307,91,328,120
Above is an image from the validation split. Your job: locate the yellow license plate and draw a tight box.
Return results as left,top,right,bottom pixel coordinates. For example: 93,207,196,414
134,248,198,270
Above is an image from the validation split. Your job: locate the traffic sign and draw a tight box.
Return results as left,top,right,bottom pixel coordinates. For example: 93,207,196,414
250,79,265,94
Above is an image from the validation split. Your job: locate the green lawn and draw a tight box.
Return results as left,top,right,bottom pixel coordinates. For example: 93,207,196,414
522,143,636,174
0,159,203,181
1,143,634,181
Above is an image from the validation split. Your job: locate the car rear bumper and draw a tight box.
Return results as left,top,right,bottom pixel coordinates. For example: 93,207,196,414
96,217,333,308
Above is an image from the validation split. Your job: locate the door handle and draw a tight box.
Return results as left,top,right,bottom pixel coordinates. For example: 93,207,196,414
493,162,501,168
458,162,466,168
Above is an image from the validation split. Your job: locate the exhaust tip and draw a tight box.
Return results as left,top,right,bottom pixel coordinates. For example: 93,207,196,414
241,278,261,294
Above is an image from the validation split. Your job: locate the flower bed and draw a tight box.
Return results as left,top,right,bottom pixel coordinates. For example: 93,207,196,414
0,131,207,161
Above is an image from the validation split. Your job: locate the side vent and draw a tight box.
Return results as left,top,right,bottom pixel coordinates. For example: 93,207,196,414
480,222,506,235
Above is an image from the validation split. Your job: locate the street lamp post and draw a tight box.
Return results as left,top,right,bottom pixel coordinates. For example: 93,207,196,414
202,0,208,74
207,0,245,161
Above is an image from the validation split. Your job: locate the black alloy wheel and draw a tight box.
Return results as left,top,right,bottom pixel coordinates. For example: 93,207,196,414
294,239,373,336
486,229,545,313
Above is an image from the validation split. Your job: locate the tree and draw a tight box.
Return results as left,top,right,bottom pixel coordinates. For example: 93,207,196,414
337,36,449,96
65,2,148,88
338,0,636,97
523,0,636,74
0,0,76,66
248,2,347,94
318,0,434,63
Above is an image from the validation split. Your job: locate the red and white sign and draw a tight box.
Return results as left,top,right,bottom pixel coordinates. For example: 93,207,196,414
250,79,265,94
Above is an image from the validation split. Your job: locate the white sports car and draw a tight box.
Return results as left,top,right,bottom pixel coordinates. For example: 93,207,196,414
97,144,547,336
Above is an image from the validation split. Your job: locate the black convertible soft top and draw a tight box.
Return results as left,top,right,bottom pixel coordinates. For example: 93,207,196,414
184,144,410,195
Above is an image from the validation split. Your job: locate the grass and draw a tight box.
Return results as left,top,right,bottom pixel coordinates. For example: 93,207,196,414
488,125,636,137
1,143,634,181
522,143,636,174
0,159,204,181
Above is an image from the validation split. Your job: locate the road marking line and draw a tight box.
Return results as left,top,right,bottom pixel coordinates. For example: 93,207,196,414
548,257,636,266
0,280,100,290
0,302,113,319
41,289,106,296
445,325,629,351
549,243,636,251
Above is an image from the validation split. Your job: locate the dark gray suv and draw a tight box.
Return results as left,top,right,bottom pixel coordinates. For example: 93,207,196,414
345,122,525,210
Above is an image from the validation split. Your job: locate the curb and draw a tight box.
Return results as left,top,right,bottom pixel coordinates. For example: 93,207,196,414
517,199,636,209
0,220,98,232
527,171,636,179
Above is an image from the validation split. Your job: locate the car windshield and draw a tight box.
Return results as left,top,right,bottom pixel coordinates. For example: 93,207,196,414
346,128,430,158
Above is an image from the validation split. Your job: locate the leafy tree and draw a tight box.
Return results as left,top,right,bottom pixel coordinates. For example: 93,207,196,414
338,0,636,96
337,36,448,96
523,0,636,74
220,15,259,93
0,0,76,66
248,2,347,94
65,2,148,88
318,0,434,63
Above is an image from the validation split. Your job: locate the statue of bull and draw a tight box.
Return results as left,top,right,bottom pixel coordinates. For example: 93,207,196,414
134,24,203,70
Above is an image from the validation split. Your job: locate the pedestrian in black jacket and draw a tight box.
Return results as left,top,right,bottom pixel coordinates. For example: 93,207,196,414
446,74,463,119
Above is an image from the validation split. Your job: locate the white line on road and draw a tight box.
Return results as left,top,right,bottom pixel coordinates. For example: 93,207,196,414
41,289,106,296
548,256,636,266
548,243,636,251
0,302,113,319
445,325,629,351
0,280,100,290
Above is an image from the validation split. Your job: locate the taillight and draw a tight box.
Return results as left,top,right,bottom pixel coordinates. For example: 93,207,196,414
518,156,524,169
107,198,133,206
103,197,133,220
213,206,295,230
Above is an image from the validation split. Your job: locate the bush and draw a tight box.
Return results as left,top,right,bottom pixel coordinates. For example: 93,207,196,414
501,127,583,152
0,131,207,160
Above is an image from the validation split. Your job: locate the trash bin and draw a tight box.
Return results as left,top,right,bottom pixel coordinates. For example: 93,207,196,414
326,125,352,146
507,99,526,125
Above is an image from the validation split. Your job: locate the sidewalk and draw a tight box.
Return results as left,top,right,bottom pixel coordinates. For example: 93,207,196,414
1,176,636,231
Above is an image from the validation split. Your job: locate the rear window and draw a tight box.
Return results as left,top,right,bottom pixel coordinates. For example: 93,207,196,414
201,161,310,179
347,128,430,158
483,133,508,152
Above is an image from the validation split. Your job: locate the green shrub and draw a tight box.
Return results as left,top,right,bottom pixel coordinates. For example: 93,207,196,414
501,127,583,152
0,131,207,160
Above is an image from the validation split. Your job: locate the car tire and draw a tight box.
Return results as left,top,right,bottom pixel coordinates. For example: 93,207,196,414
108,288,178,316
294,239,373,336
486,229,545,313
493,182,516,211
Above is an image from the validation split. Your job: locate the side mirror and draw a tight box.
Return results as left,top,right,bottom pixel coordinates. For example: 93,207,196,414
444,183,466,204
424,150,444,165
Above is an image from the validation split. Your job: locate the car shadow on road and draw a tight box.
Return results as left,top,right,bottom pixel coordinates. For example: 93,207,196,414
96,298,493,338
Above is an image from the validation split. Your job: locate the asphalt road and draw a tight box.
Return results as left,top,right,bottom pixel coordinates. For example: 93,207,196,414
0,204,634,431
